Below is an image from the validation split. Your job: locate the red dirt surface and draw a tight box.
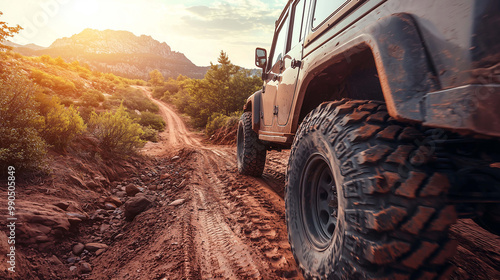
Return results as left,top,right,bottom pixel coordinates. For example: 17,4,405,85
0,86,498,279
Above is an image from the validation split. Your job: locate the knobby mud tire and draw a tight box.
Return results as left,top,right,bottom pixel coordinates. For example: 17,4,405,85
237,112,267,177
285,100,457,279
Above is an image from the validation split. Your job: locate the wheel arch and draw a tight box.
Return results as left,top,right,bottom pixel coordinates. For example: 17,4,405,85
291,13,440,133
243,89,262,132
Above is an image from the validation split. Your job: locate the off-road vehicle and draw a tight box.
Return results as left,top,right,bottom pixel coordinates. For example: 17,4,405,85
237,0,500,278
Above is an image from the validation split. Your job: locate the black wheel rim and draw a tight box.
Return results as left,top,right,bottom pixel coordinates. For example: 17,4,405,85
300,154,338,250
237,121,244,166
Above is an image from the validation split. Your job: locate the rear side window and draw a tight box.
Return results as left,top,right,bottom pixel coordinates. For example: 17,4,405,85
312,0,350,29
290,0,306,49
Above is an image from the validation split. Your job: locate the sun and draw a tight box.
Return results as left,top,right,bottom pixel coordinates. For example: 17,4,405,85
73,0,100,17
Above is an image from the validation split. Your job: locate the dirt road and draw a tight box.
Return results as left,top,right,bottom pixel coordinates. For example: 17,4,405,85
90,87,499,280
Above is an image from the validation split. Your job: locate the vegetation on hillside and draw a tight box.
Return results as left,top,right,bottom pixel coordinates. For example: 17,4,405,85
150,51,262,136
1,12,259,174
0,14,165,173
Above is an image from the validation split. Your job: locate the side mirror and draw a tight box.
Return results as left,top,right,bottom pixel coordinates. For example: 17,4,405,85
255,48,267,69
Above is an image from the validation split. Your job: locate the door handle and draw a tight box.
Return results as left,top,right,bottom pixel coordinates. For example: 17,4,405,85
291,59,302,69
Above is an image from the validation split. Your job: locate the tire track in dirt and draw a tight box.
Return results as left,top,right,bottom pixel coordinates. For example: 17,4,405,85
138,87,500,279
199,149,300,278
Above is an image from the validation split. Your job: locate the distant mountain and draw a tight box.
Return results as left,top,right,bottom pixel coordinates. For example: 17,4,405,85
4,41,46,50
10,29,208,79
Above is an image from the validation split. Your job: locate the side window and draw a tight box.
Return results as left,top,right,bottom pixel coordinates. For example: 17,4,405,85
312,0,349,29
289,0,306,50
269,14,289,67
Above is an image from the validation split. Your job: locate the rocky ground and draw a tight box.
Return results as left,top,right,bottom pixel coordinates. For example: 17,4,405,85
0,88,498,279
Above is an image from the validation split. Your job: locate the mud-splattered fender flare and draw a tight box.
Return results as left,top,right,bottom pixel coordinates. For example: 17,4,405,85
243,90,262,133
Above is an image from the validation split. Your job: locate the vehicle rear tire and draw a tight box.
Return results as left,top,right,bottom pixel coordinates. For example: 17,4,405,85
237,112,266,177
285,100,457,279
474,204,500,235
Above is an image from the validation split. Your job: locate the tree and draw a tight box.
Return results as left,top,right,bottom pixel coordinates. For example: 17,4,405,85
0,12,22,50
187,51,262,127
149,69,164,86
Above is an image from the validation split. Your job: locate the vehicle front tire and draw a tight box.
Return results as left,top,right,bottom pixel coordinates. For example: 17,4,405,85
237,112,266,177
285,100,457,279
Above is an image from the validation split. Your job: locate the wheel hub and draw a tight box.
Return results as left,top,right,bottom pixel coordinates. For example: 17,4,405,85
301,154,338,249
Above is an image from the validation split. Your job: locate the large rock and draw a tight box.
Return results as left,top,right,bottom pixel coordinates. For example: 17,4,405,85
124,197,153,220
79,262,92,274
84,242,108,252
73,243,85,255
53,201,70,210
15,201,71,244
125,184,140,197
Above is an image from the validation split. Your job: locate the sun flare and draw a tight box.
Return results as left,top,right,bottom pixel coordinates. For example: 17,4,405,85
73,0,100,17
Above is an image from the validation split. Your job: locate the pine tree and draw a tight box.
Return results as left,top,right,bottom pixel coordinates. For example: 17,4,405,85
187,50,262,127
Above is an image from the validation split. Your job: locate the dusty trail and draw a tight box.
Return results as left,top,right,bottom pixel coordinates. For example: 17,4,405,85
138,86,201,155
135,87,301,279
111,87,498,280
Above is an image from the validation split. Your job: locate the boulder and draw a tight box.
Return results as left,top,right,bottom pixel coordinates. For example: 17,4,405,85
53,202,70,211
124,197,153,220
84,242,108,252
15,201,71,244
80,262,92,274
73,243,85,255
125,184,140,196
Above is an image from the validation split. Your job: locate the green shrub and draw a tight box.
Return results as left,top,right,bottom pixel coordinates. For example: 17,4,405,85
34,92,61,116
88,104,145,154
31,69,77,95
140,126,159,142
112,87,159,113
205,111,241,136
152,81,179,99
0,71,48,171
80,90,105,107
40,104,86,150
138,111,165,131
134,79,146,86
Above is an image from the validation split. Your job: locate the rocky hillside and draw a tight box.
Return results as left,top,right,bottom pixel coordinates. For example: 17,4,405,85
10,29,208,79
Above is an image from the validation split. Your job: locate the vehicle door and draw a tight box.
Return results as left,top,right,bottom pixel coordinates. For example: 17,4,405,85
277,0,307,126
261,10,290,127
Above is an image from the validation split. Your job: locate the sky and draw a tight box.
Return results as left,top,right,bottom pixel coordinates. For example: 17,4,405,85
0,0,286,68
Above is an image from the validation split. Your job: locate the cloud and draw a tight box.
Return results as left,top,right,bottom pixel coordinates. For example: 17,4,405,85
177,0,282,39
3,0,288,68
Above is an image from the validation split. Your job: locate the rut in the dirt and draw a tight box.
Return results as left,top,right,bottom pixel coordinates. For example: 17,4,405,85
180,149,301,279
116,87,500,280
